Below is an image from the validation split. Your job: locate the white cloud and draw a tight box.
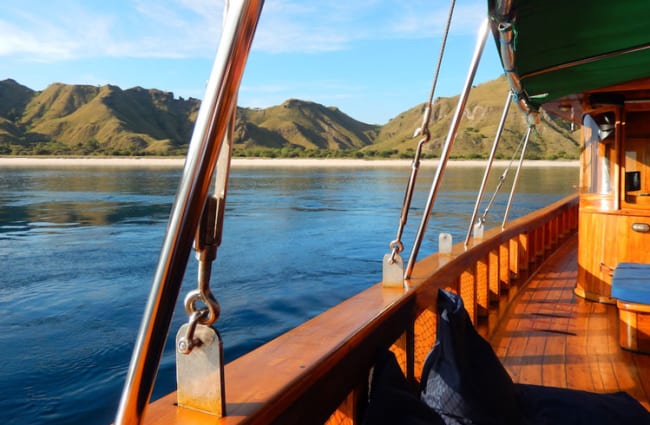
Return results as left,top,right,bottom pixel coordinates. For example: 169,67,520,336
180,0,223,19
387,2,485,38
0,7,90,61
0,0,225,62
251,0,486,54
0,21,76,60
0,0,486,61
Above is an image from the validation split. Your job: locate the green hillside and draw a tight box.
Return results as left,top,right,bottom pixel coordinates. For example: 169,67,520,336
371,76,579,160
0,77,579,159
0,80,201,155
234,99,380,157
0,79,35,147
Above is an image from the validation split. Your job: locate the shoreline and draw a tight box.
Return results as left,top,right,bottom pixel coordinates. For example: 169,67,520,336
0,157,579,168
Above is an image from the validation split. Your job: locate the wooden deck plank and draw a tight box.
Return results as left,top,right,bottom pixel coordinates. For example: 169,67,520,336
542,333,567,388
633,355,650,410
490,235,650,409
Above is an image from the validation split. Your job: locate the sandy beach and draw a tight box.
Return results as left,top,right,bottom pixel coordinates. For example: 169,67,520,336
0,156,579,168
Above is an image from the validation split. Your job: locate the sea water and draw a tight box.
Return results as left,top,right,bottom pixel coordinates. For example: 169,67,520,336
0,164,577,424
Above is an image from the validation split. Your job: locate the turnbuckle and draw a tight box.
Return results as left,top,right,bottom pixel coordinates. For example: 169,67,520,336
382,115,431,287
386,131,429,260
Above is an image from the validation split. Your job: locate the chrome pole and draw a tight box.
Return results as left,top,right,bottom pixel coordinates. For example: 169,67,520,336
501,125,532,229
463,91,512,246
115,1,264,424
405,19,489,279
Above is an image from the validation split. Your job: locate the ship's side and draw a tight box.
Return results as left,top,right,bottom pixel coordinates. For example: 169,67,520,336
140,196,583,424
124,0,650,424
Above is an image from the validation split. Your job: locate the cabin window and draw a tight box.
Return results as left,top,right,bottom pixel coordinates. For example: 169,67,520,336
622,111,650,209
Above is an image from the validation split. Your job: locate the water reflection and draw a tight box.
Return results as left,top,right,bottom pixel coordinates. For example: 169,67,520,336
0,164,578,425
0,168,178,239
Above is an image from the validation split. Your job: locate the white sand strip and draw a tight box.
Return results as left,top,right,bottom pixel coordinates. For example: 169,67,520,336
0,157,579,168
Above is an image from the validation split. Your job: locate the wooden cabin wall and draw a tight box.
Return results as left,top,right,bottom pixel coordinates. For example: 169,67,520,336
577,107,650,302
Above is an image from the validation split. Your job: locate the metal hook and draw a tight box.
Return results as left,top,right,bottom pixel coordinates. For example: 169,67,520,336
389,240,404,263
184,288,221,326
177,310,208,355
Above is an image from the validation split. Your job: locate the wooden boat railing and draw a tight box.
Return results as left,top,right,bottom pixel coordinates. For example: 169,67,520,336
143,193,579,425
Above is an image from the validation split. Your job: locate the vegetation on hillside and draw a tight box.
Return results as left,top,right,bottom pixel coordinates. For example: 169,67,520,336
0,77,580,159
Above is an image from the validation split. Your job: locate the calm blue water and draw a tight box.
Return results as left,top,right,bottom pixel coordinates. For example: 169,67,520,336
0,164,577,424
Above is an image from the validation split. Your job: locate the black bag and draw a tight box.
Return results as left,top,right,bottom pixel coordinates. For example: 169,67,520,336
420,289,520,425
363,349,444,425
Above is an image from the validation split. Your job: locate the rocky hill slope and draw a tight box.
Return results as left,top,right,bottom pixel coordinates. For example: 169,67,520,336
0,77,579,159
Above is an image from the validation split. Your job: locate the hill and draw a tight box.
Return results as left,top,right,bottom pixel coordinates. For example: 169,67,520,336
0,78,579,159
235,99,380,156
371,76,579,160
0,80,200,155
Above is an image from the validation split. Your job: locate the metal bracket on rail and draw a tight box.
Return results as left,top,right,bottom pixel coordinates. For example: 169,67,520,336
175,192,227,416
175,108,235,417
114,0,263,422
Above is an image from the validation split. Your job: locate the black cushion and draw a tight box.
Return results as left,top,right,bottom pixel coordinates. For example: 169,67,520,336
420,289,520,425
516,383,650,425
362,349,445,425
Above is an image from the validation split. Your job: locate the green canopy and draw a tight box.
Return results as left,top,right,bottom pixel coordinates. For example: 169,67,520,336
488,0,650,111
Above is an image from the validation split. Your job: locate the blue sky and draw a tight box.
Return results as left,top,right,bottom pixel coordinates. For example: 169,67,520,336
0,0,504,125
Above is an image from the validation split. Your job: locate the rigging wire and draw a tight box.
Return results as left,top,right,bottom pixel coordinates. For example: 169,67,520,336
502,121,534,229
475,113,528,232
419,0,457,132
383,0,456,286
463,90,513,246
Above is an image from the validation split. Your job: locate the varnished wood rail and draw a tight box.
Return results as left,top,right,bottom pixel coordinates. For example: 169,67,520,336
141,194,579,425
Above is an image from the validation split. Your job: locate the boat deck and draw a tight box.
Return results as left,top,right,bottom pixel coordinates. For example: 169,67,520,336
490,236,650,411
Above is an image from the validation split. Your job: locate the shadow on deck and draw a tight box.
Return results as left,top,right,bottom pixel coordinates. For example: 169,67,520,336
490,236,650,410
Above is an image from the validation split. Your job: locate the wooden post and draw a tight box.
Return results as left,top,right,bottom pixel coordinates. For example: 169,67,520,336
460,267,477,324
477,255,489,317
500,241,511,288
489,248,500,301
